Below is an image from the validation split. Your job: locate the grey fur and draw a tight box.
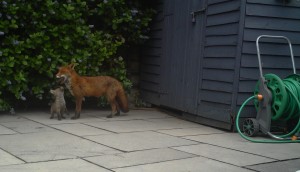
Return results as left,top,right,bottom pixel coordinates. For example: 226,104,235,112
50,87,69,120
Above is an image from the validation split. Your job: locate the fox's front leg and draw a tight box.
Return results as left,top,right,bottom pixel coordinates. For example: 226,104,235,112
107,98,118,118
72,97,83,119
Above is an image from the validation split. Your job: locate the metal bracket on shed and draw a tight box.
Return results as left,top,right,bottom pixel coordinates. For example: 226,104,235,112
190,8,206,23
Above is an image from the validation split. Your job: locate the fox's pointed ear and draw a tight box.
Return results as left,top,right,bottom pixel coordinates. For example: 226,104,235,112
68,63,77,69
68,63,75,69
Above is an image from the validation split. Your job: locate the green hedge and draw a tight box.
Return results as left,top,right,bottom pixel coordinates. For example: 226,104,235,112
0,0,155,110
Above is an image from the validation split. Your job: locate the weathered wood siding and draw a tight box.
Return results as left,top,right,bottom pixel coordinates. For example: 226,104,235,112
140,0,300,129
197,0,241,124
140,0,164,105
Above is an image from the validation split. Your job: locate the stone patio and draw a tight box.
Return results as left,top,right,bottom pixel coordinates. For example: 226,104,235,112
0,108,299,171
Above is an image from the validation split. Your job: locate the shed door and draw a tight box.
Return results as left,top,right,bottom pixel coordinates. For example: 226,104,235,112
160,0,205,114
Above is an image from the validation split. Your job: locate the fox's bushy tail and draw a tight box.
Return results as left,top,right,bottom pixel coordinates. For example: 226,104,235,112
117,89,129,113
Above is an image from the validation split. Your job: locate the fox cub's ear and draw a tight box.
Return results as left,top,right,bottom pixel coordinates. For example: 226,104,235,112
59,86,64,91
50,90,54,94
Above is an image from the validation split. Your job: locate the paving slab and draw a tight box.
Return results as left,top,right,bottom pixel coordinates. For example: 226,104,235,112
184,133,300,160
0,159,111,172
77,109,111,118
21,112,106,125
173,144,276,166
1,120,55,134
50,123,113,136
86,109,171,121
0,125,17,135
0,149,24,166
84,120,172,133
106,109,172,121
157,126,224,137
0,114,28,123
84,117,202,133
113,157,253,172
246,159,300,172
144,118,201,129
84,148,196,169
85,131,197,152
0,131,121,162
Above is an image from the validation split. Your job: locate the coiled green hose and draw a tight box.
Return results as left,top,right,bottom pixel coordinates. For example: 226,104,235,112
236,78,300,143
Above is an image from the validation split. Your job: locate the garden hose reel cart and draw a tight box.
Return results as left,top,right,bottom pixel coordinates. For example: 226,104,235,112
236,35,300,143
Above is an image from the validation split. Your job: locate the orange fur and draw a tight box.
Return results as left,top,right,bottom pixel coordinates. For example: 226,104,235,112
56,64,129,119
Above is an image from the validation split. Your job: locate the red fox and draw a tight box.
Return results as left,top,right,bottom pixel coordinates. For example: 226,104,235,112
56,63,129,119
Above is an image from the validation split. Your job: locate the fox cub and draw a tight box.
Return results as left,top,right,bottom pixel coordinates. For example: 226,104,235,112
50,87,69,120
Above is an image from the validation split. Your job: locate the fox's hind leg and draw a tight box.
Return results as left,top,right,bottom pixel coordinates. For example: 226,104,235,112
106,92,118,118
72,97,83,119
107,99,118,118
115,103,120,116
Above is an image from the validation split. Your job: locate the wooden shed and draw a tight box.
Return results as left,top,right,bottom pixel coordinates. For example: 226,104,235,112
140,0,300,130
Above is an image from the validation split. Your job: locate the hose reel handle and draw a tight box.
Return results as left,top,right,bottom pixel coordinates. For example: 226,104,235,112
256,35,296,79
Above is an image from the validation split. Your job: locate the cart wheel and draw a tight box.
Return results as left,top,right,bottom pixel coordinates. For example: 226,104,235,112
242,118,259,137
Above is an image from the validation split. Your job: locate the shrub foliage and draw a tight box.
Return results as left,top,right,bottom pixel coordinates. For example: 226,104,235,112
0,0,154,110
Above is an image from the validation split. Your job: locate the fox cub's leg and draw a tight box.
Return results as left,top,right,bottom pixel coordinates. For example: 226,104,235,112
61,109,66,119
50,112,54,119
57,112,62,121
50,108,55,119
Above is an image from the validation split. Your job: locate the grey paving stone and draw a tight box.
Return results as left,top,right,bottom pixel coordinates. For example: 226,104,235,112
0,114,28,123
184,133,300,160
113,157,253,172
0,159,111,172
0,125,17,135
1,120,55,134
21,112,106,125
85,131,197,152
50,123,113,136
77,109,111,118
106,109,172,121
84,120,172,133
86,109,171,121
144,118,201,129
84,148,196,169
0,131,121,162
85,117,202,133
246,158,300,172
174,144,276,166
157,126,224,137
0,149,24,166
